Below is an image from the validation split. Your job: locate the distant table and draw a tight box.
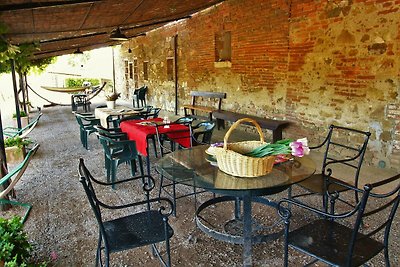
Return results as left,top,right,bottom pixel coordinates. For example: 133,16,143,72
94,106,144,127
156,145,316,266
120,118,191,174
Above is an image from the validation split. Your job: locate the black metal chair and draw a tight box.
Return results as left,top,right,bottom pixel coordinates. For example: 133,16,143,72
144,107,161,119
289,124,371,210
191,120,216,146
78,158,174,267
279,173,400,267
155,122,209,216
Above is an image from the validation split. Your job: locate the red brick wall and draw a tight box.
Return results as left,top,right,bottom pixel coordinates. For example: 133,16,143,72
116,0,400,169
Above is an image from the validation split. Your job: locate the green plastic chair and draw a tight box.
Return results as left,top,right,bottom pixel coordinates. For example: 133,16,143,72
0,143,40,223
75,113,100,150
96,132,144,189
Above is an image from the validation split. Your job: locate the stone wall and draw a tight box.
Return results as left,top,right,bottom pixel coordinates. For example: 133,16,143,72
114,0,400,170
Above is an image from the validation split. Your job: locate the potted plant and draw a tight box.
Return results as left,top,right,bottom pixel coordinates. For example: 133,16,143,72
4,136,32,164
105,92,120,109
0,216,48,267
12,111,29,128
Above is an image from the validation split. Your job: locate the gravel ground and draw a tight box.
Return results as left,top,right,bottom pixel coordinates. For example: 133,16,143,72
2,105,399,266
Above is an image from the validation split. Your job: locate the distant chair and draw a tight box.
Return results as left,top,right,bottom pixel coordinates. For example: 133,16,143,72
279,173,400,267
144,107,161,119
71,94,90,112
75,113,100,150
191,120,216,146
133,85,147,108
173,116,196,124
78,158,174,267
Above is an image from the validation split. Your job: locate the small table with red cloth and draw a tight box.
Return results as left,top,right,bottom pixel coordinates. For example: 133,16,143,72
120,118,191,174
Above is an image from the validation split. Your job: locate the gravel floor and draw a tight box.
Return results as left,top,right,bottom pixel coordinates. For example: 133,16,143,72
2,105,399,266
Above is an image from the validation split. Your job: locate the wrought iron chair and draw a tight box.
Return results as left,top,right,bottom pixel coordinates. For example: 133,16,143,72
78,158,174,267
289,124,371,210
75,113,100,149
96,132,144,189
144,107,161,119
191,120,216,146
155,122,209,216
279,173,400,267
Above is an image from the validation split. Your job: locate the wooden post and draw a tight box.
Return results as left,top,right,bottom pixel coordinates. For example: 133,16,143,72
174,34,178,115
0,108,10,211
11,59,22,129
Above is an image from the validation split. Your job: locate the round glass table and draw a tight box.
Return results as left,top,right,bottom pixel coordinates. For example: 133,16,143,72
156,145,316,266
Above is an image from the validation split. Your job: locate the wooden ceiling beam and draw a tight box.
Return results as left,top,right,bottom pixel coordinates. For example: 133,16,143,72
0,0,100,12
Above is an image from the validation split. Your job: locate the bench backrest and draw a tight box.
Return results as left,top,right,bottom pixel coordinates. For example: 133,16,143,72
190,91,227,110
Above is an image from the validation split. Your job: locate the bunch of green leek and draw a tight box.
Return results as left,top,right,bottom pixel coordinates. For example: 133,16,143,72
244,139,293,158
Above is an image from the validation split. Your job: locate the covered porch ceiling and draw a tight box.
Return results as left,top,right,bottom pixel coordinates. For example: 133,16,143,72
0,0,225,59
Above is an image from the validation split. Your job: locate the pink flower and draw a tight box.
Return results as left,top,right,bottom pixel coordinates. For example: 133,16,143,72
50,251,58,261
289,138,310,157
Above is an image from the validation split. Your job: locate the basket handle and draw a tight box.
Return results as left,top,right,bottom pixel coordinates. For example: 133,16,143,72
223,118,265,149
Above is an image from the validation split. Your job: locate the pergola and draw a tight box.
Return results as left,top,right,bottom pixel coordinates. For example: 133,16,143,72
0,0,225,173
0,0,225,58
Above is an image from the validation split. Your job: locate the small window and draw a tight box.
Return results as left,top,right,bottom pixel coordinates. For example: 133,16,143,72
124,60,129,79
143,61,149,81
128,62,133,79
167,58,174,81
215,31,231,62
133,59,138,88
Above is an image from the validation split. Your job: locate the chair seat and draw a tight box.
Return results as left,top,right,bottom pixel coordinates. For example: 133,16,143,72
104,210,174,253
288,219,384,266
297,174,351,194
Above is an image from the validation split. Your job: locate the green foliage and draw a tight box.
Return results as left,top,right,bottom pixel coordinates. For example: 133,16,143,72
0,23,55,75
12,111,27,118
245,139,292,157
65,78,100,88
4,137,32,148
0,217,31,265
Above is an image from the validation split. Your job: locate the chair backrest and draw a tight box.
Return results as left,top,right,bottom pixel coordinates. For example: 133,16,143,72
334,174,400,266
145,108,161,119
75,113,99,128
78,159,106,240
96,132,139,160
173,116,195,124
192,121,216,145
93,125,127,140
315,125,371,189
155,122,193,157
138,85,148,100
118,114,145,125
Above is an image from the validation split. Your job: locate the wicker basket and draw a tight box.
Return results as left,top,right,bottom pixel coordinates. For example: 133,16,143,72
214,118,276,177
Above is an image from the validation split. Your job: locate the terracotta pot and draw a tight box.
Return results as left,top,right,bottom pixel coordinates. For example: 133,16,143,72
5,145,26,164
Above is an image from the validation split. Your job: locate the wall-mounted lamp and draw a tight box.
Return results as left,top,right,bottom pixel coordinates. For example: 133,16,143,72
73,48,83,54
110,27,128,41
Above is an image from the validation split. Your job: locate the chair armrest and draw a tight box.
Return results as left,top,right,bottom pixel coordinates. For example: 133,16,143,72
278,197,360,221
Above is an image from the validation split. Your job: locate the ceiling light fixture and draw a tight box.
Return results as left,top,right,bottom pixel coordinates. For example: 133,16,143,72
73,48,83,54
110,27,128,41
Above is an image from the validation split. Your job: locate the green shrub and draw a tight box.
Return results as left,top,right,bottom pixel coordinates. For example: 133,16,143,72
4,137,32,148
65,78,100,88
12,111,27,118
0,216,31,265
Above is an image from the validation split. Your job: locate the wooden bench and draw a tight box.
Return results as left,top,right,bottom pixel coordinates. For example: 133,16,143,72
212,110,290,142
183,91,226,121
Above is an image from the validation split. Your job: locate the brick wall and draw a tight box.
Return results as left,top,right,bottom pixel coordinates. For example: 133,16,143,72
115,0,400,170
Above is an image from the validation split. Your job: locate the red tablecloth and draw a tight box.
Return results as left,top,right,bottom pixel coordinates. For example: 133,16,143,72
120,118,191,156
